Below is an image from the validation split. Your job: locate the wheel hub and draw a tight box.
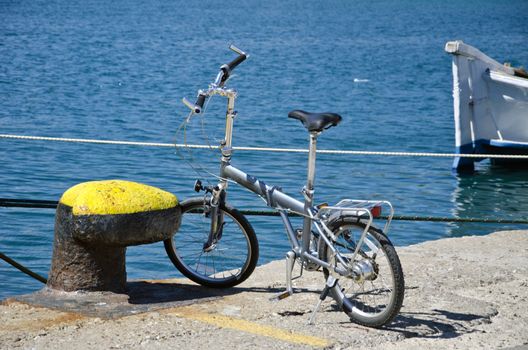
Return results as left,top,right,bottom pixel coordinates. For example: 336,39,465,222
352,259,378,282
203,239,218,252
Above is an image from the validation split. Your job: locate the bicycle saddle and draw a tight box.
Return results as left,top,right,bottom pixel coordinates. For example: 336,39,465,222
288,110,342,133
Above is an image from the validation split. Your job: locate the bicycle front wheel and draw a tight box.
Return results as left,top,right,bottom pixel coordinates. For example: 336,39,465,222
318,218,404,327
164,197,259,288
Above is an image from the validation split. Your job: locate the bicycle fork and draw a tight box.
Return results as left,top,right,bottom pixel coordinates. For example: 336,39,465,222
203,186,227,252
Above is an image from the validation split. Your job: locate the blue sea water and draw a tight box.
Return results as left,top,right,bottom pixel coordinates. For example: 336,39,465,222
1,0,528,299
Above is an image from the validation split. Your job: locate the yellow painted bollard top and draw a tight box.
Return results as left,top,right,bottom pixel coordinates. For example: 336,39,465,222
60,180,178,216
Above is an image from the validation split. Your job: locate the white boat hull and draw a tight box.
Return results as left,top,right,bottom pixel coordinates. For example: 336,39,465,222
446,40,528,172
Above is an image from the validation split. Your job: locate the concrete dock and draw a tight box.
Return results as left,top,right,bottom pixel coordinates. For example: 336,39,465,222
1,230,527,349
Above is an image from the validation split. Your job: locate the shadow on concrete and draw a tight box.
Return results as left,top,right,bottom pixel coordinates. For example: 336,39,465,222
383,309,490,339
9,280,319,319
9,280,236,319
127,281,321,305
323,303,490,339
126,280,238,305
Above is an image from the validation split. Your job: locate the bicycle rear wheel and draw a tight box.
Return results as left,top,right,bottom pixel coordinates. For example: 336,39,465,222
318,218,404,327
164,197,259,288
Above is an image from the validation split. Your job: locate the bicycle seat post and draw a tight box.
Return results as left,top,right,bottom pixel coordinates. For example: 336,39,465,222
301,131,319,255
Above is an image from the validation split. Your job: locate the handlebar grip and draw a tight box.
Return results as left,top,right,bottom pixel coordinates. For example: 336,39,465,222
195,93,206,112
227,53,247,72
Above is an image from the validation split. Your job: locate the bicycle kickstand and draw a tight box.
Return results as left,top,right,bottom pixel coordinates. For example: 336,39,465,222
308,275,337,325
270,250,296,301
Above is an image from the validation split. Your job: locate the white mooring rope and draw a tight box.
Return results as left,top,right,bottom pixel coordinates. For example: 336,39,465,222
2,133,528,159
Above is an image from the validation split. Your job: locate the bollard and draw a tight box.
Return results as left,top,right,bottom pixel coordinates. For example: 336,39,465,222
47,180,181,293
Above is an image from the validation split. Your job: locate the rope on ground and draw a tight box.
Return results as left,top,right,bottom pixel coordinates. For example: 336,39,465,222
3,133,528,159
2,198,528,224
0,251,48,284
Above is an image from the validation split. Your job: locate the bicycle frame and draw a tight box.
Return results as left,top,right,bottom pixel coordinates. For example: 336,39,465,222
205,88,357,276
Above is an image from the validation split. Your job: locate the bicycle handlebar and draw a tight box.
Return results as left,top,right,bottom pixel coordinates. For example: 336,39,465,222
183,45,248,114
217,45,248,86
225,52,247,73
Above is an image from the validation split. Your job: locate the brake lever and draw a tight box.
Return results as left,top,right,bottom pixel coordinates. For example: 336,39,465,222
182,97,194,110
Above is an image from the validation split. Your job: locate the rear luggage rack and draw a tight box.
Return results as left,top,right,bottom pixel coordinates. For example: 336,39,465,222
316,199,394,234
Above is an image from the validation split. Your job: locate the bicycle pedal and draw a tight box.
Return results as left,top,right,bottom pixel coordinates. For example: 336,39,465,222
270,290,292,302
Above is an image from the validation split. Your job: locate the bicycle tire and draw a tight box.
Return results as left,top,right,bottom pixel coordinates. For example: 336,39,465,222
164,197,259,288
318,218,404,327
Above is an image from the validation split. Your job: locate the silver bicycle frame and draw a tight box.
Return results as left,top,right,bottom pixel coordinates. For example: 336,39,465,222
194,78,393,276
204,88,350,272
182,52,400,319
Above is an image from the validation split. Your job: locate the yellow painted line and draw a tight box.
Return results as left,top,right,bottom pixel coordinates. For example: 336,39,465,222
168,306,330,348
